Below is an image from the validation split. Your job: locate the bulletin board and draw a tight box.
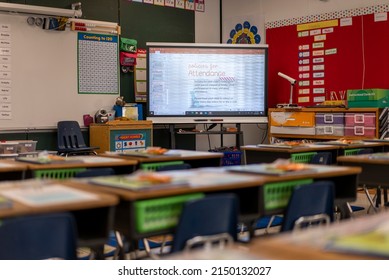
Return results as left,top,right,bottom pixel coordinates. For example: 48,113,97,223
266,7,389,108
0,12,119,130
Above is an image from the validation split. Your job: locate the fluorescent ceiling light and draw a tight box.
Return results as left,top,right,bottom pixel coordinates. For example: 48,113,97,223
0,3,82,18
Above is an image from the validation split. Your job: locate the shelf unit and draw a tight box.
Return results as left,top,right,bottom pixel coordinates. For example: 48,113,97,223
269,107,380,141
170,123,243,149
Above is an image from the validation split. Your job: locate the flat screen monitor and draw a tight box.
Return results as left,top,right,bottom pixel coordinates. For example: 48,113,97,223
146,42,268,124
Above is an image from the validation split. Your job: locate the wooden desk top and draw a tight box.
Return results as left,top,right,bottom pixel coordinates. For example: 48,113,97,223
0,159,28,172
246,211,389,260
78,165,361,201
0,179,119,219
103,149,224,163
337,153,389,164
242,144,339,153
20,155,137,170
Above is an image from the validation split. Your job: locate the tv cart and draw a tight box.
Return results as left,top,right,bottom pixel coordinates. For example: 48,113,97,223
169,123,243,149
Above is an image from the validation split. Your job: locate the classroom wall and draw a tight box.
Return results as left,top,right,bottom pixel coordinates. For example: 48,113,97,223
200,0,389,150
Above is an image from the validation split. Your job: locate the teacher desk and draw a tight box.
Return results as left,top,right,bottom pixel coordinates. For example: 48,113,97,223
76,164,361,255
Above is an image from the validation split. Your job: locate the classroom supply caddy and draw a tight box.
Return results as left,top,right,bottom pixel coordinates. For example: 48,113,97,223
261,179,313,214
140,161,185,171
290,152,317,163
33,168,86,179
134,193,204,234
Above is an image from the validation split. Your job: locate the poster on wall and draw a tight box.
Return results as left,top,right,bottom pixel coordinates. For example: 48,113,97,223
223,15,264,44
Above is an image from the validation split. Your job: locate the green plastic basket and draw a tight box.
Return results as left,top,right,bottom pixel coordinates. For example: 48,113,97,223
263,179,313,211
344,148,361,156
135,193,204,233
290,152,317,163
33,168,86,179
140,161,185,171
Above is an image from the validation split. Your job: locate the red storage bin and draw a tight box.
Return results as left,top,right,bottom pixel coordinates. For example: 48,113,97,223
345,113,376,127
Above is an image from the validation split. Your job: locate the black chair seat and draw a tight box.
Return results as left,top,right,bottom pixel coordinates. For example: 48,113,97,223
57,121,99,156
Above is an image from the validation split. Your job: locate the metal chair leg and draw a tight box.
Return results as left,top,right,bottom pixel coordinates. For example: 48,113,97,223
363,185,378,213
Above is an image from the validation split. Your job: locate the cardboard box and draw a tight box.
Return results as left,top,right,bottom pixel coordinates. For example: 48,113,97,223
347,89,389,108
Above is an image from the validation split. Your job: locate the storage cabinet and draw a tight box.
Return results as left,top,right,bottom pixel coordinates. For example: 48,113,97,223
269,108,380,141
90,120,153,153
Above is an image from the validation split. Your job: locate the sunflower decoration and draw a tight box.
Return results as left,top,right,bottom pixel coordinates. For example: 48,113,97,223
227,21,261,44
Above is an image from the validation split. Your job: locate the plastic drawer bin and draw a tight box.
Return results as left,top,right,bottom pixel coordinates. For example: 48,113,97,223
16,140,37,153
290,152,317,163
33,168,86,179
263,179,313,211
140,161,185,171
343,149,362,156
0,142,18,154
222,151,242,166
134,193,204,234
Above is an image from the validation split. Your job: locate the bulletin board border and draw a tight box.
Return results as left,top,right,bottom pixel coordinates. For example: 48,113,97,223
265,4,389,29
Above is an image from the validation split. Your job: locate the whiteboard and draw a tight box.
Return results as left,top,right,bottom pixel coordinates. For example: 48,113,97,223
0,13,119,130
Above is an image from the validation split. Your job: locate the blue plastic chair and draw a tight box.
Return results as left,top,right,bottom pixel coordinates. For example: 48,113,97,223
0,212,78,260
310,152,333,165
57,121,99,156
170,193,238,253
281,181,335,232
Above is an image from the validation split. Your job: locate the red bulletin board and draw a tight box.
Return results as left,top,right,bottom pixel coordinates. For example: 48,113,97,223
266,13,389,108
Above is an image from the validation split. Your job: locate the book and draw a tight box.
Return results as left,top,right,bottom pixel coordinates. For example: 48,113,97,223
90,174,189,191
326,223,389,258
226,164,315,176
0,184,98,207
15,156,83,164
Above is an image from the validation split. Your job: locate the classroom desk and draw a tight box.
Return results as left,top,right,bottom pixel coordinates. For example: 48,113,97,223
242,144,339,164
0,160,29,180
78,164,361,254
0,179,119,258
329,141,384,156
19,155,138,178
337,153,389,187
245,210,389,260
104,149,224,169
243,142,385,164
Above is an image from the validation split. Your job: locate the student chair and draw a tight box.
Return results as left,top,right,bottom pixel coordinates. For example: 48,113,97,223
57,120,99,157
310,152,333,165
170,193,238,253
0,212,78,260
281,181,335,232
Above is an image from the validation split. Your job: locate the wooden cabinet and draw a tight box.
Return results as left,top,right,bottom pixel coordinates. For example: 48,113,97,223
90,120,153,153
269,108,380,141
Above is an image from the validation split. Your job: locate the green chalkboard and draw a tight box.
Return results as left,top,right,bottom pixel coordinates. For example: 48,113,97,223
118,1,195,103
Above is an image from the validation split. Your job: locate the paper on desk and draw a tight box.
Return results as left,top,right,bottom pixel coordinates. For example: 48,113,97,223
0,184,98,206
71,156,124,163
